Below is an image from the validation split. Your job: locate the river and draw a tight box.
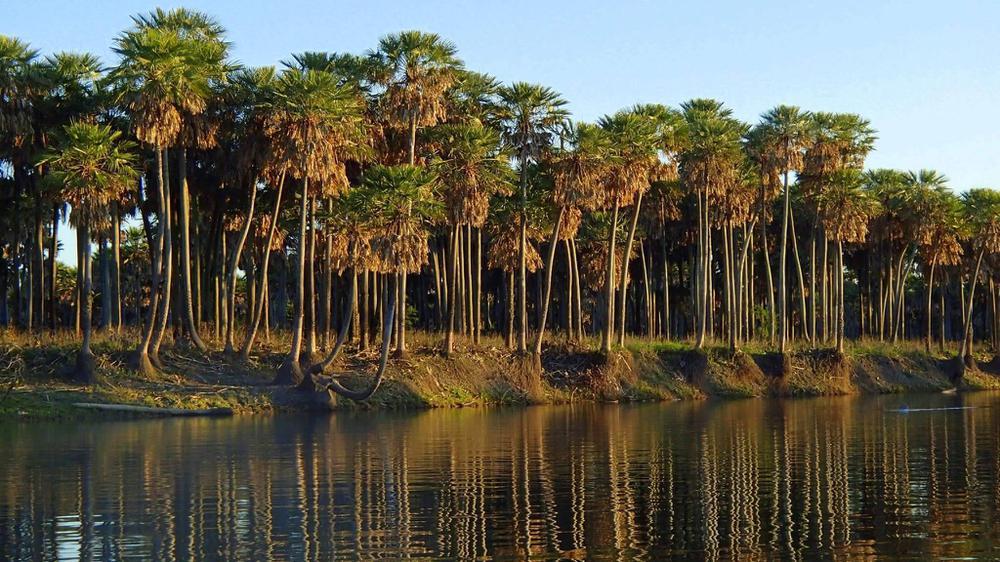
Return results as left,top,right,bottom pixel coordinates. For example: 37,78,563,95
2,393,1000,560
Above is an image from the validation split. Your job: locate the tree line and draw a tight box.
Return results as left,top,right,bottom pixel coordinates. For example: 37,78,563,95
2,8,999,397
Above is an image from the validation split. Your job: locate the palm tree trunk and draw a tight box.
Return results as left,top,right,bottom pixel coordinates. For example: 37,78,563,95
959,248,986,363
602,202,620,353
571,238,584,339
322,274,396,401
445,224,459,355
534,207,564,355
224,178,258,353
505,271,515,349
779,169,791,352
134,150,167,374
836,239,845,354
49,204,59,331
307,256,358,380
926,259,937,353
177,149,207,351
789,205,810,344
75,221,95,384
616,193,644,347
275,175,309,385
150,149,174,368
303,194,318,366
112,209,122,331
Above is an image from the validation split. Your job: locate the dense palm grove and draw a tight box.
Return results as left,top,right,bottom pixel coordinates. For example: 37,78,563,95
2,9,999,398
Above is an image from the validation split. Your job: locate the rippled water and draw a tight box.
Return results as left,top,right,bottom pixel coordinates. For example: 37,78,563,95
3,393,1000,560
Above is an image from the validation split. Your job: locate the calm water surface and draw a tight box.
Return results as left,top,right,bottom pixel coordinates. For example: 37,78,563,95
3,393,1000,560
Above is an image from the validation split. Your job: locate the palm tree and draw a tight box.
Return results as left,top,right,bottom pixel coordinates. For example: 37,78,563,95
914,186,964,352
112,15,225,372
611,104,685,348
220,66,277,354
799,112,876,344
265,67,368,385
534,122,607,355
428,122,512,354
816,169,881,353
755,105,811,353
679,99,746,349
38,122,138,383
35,52,104,331
957,188,1000,369
495,83,569,353
369,31,462,356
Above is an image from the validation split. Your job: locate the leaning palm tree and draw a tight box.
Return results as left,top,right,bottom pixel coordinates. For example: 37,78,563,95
369,31,462,355
816,169,881,353
38,122,138,383
266,67,369,385
755,105,811,353
495,82,569,353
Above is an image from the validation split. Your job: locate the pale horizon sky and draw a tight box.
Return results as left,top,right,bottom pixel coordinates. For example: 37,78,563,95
5,0,1000,265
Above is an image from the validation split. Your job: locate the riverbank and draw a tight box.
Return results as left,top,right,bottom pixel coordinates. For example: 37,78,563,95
2,330,999,419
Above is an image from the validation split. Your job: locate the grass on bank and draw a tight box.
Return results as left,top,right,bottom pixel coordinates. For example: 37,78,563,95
3,327,1000,420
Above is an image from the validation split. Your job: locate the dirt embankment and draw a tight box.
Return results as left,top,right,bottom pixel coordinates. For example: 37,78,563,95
4,336,1000,419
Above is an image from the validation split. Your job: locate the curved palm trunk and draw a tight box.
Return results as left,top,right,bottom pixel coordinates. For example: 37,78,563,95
616,193,644,347
134,150,167,374
788,206,810,344
959,247,986,365
150,149,174,368
239,173,285,360
274,176,309,385
309,259,358,376
224,178,258,353
178,149,207,351
601,202,620,353
320,275,396,401
534,207,564,355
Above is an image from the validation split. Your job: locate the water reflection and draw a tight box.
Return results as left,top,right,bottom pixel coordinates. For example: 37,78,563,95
3,393,1000,560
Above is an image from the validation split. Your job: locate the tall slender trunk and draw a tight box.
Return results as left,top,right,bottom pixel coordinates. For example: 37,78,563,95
601,202,620,353
926,259,937,353
112,209,122,331
836,240,845,354
788,206,810,343
571,238,584,339
445,224,459,355
177,149,206,351
75,221,95,384
534,207,564,355
517,158,529,354
779,168,791,353
959,248,986,363
150,149,174,366
303,195,318,366
133,150,166,375
275,175,309,384
616,193,644,347
49,204,58,331
225,178,258,353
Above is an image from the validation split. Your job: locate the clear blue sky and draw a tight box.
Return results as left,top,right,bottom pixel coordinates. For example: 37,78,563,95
6,0,1000,263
